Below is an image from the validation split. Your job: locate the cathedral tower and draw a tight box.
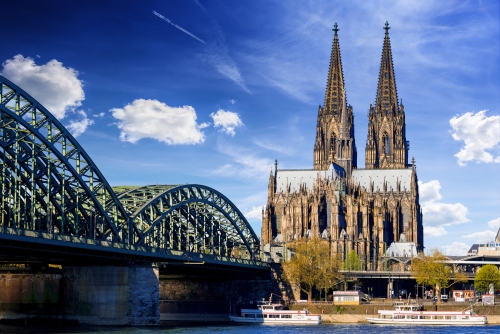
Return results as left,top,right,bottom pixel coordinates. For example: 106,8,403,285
365,22,409,169
314,23,357,173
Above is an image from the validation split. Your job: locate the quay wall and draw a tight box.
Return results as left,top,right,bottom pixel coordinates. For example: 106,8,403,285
290,303,500,324
160,278,274,302
0,265,159,326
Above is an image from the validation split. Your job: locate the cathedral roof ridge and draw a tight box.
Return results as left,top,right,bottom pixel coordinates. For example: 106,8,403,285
278,168,318,172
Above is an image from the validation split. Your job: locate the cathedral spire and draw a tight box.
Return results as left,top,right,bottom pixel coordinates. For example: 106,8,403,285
375,21,399,116
314,23,357,171
323,22,345,118
365,22,408,169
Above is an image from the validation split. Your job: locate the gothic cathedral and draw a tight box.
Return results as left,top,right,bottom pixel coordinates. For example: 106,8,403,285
261,22,423,270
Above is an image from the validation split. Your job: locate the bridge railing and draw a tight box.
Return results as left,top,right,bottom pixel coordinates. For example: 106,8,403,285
0,226,268,268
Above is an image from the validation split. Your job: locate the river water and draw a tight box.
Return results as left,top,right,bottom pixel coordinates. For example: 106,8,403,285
1,323,500,334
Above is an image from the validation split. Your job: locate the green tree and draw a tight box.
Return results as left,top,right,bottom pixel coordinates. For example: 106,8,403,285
474,264,500,293
412,249,467,304
343,250,362,271
282,238,342,302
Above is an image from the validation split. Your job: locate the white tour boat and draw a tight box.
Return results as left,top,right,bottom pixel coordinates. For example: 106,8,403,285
229,300,321,324
367,302,487,325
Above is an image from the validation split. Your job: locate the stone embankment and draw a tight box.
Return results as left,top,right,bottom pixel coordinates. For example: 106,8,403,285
290,302,500,324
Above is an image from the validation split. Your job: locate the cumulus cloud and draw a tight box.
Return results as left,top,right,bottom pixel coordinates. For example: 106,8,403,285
418,180,442,205
450,110,500,166
245,206,264,220
419,180,470,237
66,110,94,137
487,217,500,229
462,230,497,242
1,55,84,119
425,226,448,238
110,99,209,145
210,109,243,136
441,242,470,256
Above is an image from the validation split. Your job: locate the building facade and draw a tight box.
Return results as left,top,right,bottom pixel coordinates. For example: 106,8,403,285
261,22,424,270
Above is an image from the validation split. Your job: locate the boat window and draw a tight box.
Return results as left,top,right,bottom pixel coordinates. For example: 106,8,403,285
244,314,255,318
281,314,291,318
269,314,280,318
445,316,452,320
256,314,263,318
434,316,444,320
263,314,267,318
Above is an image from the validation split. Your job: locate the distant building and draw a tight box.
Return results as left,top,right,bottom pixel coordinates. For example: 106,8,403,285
467,228,500,256
261,22,423,271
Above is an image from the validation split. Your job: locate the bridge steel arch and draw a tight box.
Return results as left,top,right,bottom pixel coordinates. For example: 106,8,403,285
0,75,260,261
117,184,260,258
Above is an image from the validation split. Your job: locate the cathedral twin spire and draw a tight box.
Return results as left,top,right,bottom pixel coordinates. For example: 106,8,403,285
314,21,408,173
314,22,356,173
366,21,408,169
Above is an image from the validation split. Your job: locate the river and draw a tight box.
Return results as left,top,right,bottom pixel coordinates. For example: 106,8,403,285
1,323,500,334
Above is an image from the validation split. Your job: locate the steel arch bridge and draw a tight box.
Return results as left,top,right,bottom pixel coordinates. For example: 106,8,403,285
0,75,261,266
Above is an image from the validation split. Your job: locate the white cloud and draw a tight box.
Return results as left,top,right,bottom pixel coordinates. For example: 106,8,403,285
110,99,208,145
441,242,470,256
425,226,448,237
421,202,469,227
245,206,264,220
449,110,500,166
66,110,94,137
1,55,84,119
487,217,500,229
93,112,105,118
229,99,236,104
210,109,243,136
418,179,442,205
419,180,470,237
462,230,497,243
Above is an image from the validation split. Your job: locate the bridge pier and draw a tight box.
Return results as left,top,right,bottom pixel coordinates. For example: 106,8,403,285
63,264,160,325
0,264,160,325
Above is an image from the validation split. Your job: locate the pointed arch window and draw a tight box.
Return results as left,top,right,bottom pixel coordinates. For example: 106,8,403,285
383,133,390,154
330,134,337,157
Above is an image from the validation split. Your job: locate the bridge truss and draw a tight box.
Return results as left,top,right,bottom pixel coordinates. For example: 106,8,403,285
0,75,260,265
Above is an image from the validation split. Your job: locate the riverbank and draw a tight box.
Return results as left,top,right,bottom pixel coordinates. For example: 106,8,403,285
289,302,500,324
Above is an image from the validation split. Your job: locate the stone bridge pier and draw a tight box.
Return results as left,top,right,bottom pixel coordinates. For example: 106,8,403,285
0,264,160,326
62,265,160,325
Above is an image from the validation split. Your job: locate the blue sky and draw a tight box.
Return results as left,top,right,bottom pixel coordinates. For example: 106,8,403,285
1,0,498,255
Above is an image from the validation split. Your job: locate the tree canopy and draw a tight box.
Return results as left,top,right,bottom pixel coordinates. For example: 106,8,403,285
412,249,467,303
474,264,500,293
343,250,363,271
281,238,342,302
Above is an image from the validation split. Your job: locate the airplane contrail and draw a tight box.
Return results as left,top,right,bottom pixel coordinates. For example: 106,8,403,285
153,10,206,45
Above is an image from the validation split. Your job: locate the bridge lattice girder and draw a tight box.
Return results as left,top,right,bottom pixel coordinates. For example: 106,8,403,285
0,75,259,260
116,185,260,257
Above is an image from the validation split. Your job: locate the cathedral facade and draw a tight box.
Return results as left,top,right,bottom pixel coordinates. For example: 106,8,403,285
261,22,424,270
